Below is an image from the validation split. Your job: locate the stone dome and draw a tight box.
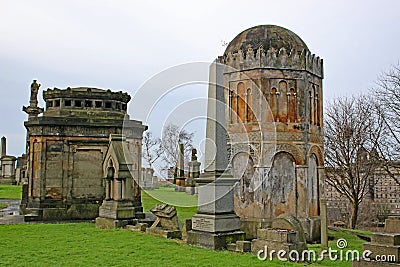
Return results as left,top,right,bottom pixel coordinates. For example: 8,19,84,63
224,25,309,55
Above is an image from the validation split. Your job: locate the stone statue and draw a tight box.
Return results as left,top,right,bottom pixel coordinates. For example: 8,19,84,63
30,80,40,102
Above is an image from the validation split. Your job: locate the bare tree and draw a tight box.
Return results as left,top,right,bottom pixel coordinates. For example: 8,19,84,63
159,123,194,171
142,131,162,169
324,96,383,229
374,64,400,185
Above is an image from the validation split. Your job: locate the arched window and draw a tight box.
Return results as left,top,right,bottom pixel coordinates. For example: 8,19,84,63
228,90,233,123
309,89,314,124
237,82,246,122
246,88,253,122
288,88,296,123
270,87,278,121
278,81,288,122
232,91,237,123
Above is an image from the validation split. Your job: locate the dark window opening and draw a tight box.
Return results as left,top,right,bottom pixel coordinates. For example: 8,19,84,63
122,103,127,111
54,100,60,107
75,100,82,107
85,100,93,107
95,101,102,108
105,101,112,109
116,102,121,110
65,100,72,107
47,101,53,108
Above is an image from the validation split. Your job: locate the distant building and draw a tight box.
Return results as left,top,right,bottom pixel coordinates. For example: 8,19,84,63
326,164,400,226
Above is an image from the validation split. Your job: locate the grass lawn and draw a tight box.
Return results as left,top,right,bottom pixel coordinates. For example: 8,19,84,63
0,202,7,209
0,184,22,200
0,223,300,267
0,185,369,266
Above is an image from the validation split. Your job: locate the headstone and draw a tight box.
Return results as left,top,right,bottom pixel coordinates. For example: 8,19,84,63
145,204,182,239
186,149,200,195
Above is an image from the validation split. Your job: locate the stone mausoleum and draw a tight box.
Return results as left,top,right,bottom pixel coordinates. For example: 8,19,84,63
220,25,325,242
21,81,146,221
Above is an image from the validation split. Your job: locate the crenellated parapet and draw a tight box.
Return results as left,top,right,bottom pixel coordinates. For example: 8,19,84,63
220,44,323,78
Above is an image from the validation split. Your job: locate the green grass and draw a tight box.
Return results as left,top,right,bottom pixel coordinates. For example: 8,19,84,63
0,223,299,267
307,228,372,267
0,185,369,266
0,202,7,209
142,187,197,224
0,184,22,199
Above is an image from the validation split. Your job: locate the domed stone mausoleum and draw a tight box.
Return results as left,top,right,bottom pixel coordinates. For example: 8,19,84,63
220,25,325,242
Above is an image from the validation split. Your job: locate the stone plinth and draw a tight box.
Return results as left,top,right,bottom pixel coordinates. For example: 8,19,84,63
386,217,400,233
146,227,182,239
187,174,245,250
95,217,138,229
251,228,307,258
354,232,400,266
187,230,245,250
96,200,144,229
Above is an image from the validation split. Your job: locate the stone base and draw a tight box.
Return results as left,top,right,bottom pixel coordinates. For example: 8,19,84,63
174,185,186,192
353,259,400,266
240,217,272,240
185,187,196,195
386,217,400,233
126,223,148,232
192,213,241,233
98,200,144,220
95,217,138,229
23,203,101,221
251,228,307,256
227,240,252,252
362,243,400,262
146,227,182,239
187,230,245,250
0,177,16,185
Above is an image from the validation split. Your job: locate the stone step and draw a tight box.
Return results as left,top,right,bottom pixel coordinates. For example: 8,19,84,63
257,228,297,243
362,243,400,262
372,233,400,246
24,214,40,222
125,223,148,232
236,240,251,252
226,243,237,251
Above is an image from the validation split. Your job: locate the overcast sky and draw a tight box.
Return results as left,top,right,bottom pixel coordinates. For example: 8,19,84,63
1,0,399,157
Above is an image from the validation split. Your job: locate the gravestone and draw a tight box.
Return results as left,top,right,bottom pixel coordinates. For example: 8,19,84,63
145,204,182,239
186,149,200,195
175,144,186,192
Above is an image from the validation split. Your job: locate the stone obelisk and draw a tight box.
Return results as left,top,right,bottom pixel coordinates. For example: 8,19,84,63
187,60,244,250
